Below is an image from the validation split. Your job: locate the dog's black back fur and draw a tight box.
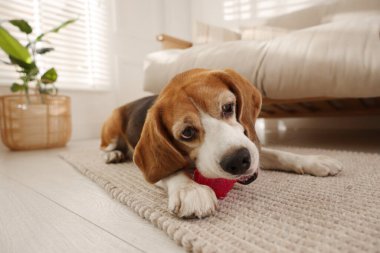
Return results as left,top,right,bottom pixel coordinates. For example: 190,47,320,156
116,95,158,160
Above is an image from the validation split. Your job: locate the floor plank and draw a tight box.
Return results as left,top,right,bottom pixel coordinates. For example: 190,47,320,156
0,140,185,253
0,174,141,253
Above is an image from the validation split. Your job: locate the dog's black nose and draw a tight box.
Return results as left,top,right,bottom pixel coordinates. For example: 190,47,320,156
220,147,251,175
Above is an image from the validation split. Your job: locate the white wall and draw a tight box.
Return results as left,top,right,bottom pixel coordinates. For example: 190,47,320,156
110,0,192,105
191,0,228,29
163,0,192,41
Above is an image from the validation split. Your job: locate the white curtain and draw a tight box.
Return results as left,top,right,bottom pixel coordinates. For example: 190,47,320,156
0,0,111,90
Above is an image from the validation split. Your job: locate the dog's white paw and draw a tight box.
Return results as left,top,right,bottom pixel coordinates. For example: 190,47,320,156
103,150,124,164
168,183,218,218
299,155,343,177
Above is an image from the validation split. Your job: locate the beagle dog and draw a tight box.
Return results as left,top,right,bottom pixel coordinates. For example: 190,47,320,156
101,69,342,218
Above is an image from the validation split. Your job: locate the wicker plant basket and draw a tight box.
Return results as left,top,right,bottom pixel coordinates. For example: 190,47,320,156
0,95,71,150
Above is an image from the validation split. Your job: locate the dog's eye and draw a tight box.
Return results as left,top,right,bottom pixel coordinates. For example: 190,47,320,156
222,103,234,117
181,126,196,140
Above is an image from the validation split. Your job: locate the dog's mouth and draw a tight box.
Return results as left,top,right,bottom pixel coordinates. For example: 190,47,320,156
237,170,259,185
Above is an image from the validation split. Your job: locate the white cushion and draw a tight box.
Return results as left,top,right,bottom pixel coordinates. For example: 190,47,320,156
240,26,290,41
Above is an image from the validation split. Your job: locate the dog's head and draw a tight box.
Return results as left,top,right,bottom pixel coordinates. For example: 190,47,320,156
133,69,262,184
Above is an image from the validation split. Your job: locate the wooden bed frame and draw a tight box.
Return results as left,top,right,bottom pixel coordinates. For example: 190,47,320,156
157,34,380,118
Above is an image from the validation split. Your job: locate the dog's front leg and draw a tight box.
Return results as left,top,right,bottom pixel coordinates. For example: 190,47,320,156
260,147,343,176
156,171,218,218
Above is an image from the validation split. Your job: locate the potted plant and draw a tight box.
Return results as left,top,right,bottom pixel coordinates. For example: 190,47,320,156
0,18,76,150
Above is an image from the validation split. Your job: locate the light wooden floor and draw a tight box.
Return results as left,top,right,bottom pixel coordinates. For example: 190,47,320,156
0,140,185,253
0,129,379,253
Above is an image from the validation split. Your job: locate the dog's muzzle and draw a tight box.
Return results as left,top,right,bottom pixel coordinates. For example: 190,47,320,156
219,147,259,185
220,147,251,175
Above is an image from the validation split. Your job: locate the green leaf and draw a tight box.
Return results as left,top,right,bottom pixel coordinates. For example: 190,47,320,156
9,56,39,76
39,86,57,95
36,47,54,54
26,39,51,49
10,83,25,92
9,19,32,34
39,88,48,94
0,26,32,63
51,18,77,33
41,68,57,84
29,65,39,76
35,18,77,42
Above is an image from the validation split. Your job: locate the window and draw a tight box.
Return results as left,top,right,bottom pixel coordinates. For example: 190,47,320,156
0,0,111,90
223,0,321,21
224,0,253,21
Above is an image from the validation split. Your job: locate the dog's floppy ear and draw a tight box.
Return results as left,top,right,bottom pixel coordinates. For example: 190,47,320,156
133,106,189,183
217,69,262,143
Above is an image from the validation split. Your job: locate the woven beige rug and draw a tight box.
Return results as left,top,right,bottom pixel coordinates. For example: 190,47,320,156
61,146,380,253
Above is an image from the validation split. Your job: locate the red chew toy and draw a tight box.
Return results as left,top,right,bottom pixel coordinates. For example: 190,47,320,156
194,168,237,199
